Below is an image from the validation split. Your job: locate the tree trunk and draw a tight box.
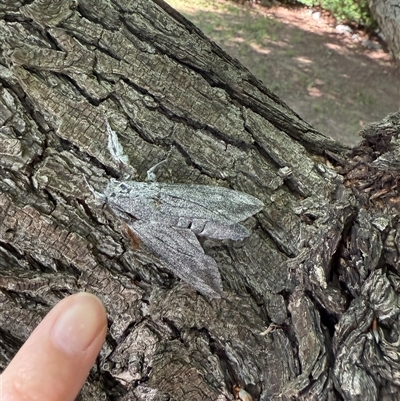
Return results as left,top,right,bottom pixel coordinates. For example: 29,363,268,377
369,0,400,61
0,1,399,400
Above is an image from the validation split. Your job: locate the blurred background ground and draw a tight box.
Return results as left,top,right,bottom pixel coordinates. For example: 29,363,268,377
166,0,399,146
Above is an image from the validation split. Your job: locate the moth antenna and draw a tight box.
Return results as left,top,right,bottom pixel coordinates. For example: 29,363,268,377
83,175,105,202
146,146,174,182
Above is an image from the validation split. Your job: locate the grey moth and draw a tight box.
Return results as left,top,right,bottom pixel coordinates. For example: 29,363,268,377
93,119,263,298
98,179,263,298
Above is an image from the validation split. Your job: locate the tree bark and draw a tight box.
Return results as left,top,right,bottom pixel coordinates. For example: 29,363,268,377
368,0,400,61
0,1,399,400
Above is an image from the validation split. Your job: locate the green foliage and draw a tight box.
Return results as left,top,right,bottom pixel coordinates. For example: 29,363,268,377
295,0,374,26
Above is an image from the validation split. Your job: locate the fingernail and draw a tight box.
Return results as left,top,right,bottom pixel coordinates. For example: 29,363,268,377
51,293,106,354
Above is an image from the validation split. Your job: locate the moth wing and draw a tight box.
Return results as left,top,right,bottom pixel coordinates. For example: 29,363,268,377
155,183,264,224
105,180,263,241
156,183,263,240
192,219,250,240
106,181,262,224
128,221,223,298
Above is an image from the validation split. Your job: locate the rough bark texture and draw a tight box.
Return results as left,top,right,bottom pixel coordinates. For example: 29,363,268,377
369,0,400,61
0,1,399,400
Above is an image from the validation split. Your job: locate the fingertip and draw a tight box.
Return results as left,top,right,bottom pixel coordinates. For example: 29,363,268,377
51,292,107,354
2,292,107,401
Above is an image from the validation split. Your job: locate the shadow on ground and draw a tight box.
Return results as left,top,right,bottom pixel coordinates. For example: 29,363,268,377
167,0,400,146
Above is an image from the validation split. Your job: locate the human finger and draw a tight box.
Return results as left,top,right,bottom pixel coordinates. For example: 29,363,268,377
1,292,107,401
